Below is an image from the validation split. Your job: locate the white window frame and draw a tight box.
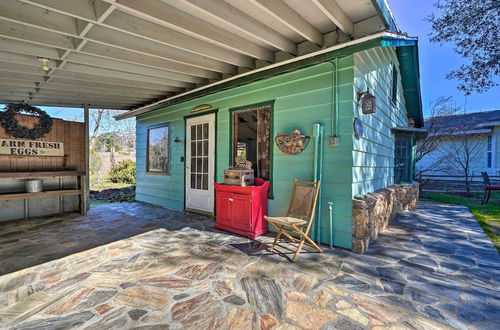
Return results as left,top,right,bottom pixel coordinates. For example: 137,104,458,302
491,129,497,170
486,135,492,168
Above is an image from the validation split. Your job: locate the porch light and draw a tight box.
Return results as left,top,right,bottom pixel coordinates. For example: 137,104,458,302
38,58,50,72
357,89,377,114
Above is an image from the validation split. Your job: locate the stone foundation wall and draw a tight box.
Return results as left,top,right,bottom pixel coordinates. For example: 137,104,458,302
352,182,419,254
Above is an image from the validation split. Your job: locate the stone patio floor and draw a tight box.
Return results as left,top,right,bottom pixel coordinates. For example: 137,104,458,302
0,200,498,329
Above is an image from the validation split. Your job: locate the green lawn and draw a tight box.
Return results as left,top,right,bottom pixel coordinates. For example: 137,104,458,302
422,192,500,253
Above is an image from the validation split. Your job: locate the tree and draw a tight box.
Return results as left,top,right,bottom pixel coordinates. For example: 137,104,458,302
427,0,500,94
415,97,459,191
437,129,484,195
89,109,135,185
416,97,459,164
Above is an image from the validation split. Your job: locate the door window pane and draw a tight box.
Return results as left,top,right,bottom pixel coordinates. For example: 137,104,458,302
203,157,208,172
202,174,208,190
203,123,209,139
197,157,202,173
191,157,196,172
191,125,196,140
203,141,208,156
191,142,196,156
189,122,210,191
196,125,202,140
196,174,202,189
191,174,196,189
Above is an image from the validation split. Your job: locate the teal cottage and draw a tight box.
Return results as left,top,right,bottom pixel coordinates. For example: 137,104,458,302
117,0,424,253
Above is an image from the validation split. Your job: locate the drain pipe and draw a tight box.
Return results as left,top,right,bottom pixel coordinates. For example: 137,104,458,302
328,202,333,248
317,124,324,244
312,123,324,244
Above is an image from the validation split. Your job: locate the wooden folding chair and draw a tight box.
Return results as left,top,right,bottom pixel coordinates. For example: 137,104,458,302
264,179,323,262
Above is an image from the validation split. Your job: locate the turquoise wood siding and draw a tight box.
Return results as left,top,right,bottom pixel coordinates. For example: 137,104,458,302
352,47,409,196
136,60,355,249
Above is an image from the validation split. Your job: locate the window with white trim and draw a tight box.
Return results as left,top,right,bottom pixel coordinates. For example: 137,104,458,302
487,135,492,168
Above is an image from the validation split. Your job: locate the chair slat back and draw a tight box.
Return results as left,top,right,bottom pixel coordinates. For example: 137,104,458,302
482,172,491,186
286,180,321,221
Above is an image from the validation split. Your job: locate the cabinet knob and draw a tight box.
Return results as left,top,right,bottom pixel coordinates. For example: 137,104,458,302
229,198,234,202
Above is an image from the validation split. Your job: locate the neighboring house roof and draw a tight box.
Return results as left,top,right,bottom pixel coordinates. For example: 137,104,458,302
425,110,500,134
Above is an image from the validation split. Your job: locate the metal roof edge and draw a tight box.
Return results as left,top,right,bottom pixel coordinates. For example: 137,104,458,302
370,0,399,32
392,126,428,137
391,41,424,129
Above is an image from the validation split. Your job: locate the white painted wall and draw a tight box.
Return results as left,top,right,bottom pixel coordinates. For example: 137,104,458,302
417,133,496,180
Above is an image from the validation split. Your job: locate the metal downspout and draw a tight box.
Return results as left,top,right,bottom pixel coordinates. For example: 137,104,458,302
312,123,324,244
317,124,324,244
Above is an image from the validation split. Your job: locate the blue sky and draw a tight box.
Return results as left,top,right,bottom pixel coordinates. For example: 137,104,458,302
388,0,500,115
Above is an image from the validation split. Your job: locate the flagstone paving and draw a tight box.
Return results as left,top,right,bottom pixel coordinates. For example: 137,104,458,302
0,200,498,329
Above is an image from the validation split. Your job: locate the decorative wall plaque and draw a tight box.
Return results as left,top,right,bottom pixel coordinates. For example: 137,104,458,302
0,138,64,156
275,129,310,155
191,104,212,113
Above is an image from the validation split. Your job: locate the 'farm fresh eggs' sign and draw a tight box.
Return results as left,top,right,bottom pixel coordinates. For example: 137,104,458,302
0,139,64,156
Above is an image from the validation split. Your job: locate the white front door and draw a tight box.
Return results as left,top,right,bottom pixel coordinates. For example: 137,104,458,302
185,113,215,214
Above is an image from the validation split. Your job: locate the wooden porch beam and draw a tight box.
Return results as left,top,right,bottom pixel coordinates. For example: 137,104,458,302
167,0,297,55
0,60,186,92
250,0,324,46
312,0,354,37
106,0,272,62
14,0,252,69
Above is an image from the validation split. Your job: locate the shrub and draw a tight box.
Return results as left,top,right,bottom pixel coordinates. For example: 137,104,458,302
108,160,136,184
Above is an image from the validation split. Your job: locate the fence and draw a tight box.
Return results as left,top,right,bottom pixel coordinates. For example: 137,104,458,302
418,174,500,193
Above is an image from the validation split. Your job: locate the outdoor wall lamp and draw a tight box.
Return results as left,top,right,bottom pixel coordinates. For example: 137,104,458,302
38,58,50,72
357,89,377,114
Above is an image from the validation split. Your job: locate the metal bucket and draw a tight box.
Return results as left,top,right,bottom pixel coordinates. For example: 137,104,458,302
26,179,43,193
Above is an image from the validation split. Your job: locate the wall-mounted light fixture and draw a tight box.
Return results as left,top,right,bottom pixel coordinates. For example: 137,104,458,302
357,89,377,114
38,58,50,72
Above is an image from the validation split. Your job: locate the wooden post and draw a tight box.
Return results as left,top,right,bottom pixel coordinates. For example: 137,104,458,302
82,105,90,215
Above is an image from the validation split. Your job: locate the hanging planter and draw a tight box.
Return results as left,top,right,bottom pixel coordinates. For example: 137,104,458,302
275,129,310,155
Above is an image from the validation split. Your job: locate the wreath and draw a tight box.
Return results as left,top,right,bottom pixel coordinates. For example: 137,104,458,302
0,103,53,139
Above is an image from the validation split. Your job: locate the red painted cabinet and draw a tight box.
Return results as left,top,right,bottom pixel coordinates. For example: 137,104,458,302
214,179,270,239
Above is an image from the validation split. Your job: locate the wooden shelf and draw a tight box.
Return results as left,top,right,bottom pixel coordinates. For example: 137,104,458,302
0,189,83,201
0,171,84,180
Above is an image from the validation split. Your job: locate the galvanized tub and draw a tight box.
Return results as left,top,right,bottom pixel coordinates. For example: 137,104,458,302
26,179,43,193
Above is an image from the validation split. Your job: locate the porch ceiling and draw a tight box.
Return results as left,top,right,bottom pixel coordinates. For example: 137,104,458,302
0,0,393,110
